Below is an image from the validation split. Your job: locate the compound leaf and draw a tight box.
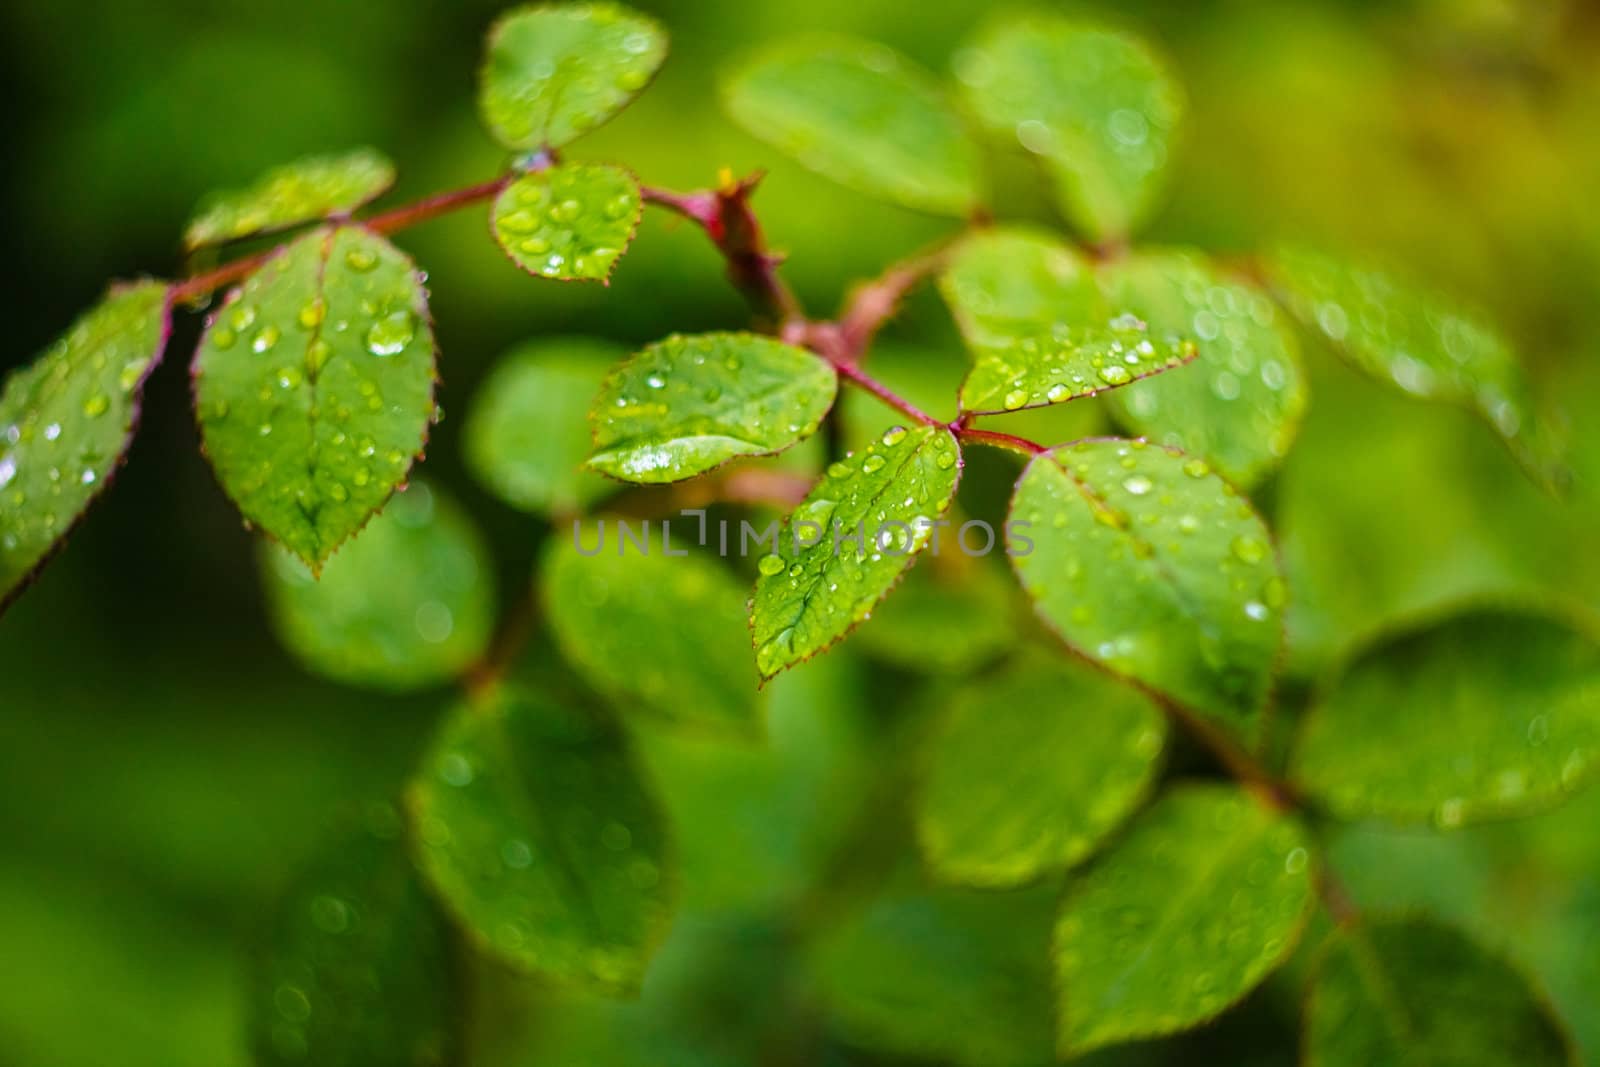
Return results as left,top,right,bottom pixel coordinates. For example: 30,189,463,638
184,148,395,250
464,337,623,516
409,687,674,991
1268,245,1560,489
1292,607,1600,829
939,229,1194,415
1304,917,1573,1067
1101,250,1307,487
0,280,169,612
956,14,1183,240
1010,439,1283,748
543,533,762,734
916,653,1166,888
1054,783,1313,1056
721,35,981,217
587,332,836,484
251,817,458,1067
809,882,1057,1067
260,481,495,692
491,162,641,282
750,423,961,679
193,225,436,571
478,2,667,151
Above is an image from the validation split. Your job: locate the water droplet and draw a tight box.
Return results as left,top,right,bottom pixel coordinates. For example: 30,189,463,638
1183,458,1210,478
344,248,378,272
757,554,785,576
1122,475,1152,496
880,425,908,447
1003,389,1029,410
365,311,415,357
861,454,886,474
252,325,281,354
1230,535,1267,564
1098,365,1132,386
297,300,326,330
935,451,956,470
210,328,236,350
82,393,109,418
500,209,539,233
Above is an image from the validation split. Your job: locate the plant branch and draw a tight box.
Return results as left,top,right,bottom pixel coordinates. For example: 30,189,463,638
952,426,1048,456
363,175,511,235
835,235,961,360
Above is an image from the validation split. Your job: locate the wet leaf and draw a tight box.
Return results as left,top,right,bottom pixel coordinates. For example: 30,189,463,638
1305,917,1573,1067
809,882,1057,1067
587,332,836,484
1292,607,1600,829
409,687,674,990
955,14,1183,240
916,653,1167,888
491,162,641,282
939,229,1194,415
542,533,762,734
0,281,169,612
1009,439,1283,748
259,481,495,692
854,556,1017,676
1054,783,1313,1056
749,423,961,680
1268,246,1560,489
463,337,622,516
478,2,667,151
721,35,981,217
193,225,436,571
251,817,458,1067
184,147,395,250
1100,250,1307,487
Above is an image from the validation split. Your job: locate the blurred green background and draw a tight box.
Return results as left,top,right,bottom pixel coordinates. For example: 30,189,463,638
4,0,1600,1063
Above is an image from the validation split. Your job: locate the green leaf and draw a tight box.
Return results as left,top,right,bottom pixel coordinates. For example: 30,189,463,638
587,332,837,484
1054,783,1313,1056
1100,250,1307,487
1291,607,1600,829
750,423,961,680
1304,917,1573,1067
809,882,1057,1066
251,816,458,1066
955,14,1183,240
491,163,641,282
463,337,622,516
0,281,169,612
409,687,674,990
939,229,1195,415
855,556,1017,676
1009,439,1284,747
542,533,761,734
184,148,395,250
721,35,981,217
259,481,496,691
1268,245,1559,488
916,654,1166,888
478,2,667,151
193,225,437,571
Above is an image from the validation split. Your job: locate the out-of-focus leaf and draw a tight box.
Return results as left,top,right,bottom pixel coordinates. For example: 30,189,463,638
1100,250,1306,486
409,687,673,990
1009,439,1283,748
183,148,395,250
915,654,1166,888
1268,245,1560,488
542,533,761,734
193,225,436,571
1054,783,1313,1056
491,163,641,282
251,817,458,1067
587,332,836,484
750,423,961,679
1304,917,1573,1067
939,229,1194,415
0,280,169,612
855,555,1016,675
477,3,667,151
955,15,1183,240
721,35,981,216
1292,607,1600,829
809,882,1057,1066
260,481,495,691
463,337,622,516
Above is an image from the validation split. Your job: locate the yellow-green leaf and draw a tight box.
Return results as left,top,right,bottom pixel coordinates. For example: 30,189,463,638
491,163,641,282
478,2,667,151
184,147,395,250
0,281,170,613
721,35,981,216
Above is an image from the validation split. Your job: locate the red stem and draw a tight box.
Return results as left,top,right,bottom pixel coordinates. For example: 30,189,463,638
952,426,1048,456
831,360,940,427
363,175,510,235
